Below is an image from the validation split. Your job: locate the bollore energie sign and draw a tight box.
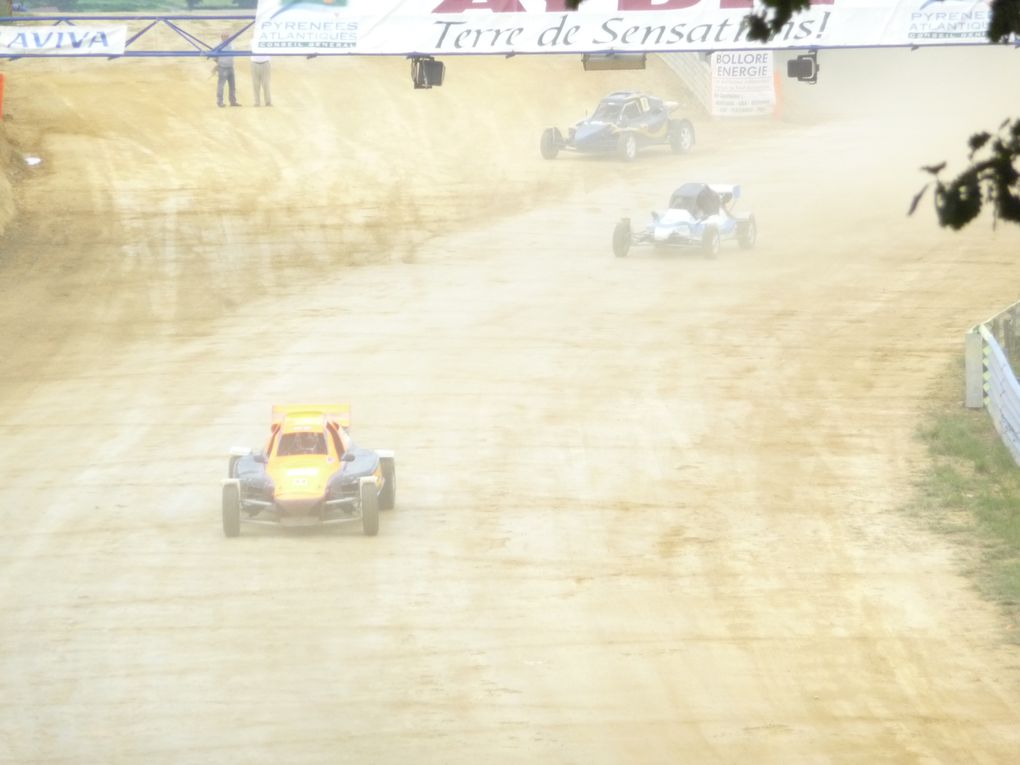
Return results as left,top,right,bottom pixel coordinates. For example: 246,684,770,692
710,51,775,117
251,0,998,56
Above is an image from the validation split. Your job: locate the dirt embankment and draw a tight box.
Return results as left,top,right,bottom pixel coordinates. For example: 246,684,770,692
0,52,698,264
0,51,699,342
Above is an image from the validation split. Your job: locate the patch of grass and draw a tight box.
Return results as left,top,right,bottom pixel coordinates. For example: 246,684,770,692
912,361,1020,637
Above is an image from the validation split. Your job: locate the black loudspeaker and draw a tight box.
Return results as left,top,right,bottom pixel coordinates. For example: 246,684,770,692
786,51,819,84
412,57,446,89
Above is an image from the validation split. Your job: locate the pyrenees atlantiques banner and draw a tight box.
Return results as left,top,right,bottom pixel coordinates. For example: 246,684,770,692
251,0,995,55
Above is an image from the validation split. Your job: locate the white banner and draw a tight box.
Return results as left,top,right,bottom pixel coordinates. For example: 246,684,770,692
252,0,998,56
710,50,774,117
0,26,127,56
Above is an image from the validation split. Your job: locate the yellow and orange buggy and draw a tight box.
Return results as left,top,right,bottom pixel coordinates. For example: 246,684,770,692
221,404,395,537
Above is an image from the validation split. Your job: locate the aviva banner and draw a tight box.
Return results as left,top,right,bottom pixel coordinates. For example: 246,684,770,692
0,26,126,55
251,0,998,55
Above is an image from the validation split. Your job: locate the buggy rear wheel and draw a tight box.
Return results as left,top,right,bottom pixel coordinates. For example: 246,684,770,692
361,481,379,537
613,219,631,258
738,216,757,250
222,483,241,538
669,119,695,154
702,227,721,259
379,458,396,511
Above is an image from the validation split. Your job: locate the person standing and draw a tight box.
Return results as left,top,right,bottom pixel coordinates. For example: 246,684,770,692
214,32,240,108
251,54,272,107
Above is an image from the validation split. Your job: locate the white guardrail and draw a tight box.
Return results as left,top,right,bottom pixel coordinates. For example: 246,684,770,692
966,300,1020,464
656,53,712,114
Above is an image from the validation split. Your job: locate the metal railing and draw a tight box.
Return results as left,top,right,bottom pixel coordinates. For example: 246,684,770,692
966,299,1020,464
0,13,256,59
656,52,711,114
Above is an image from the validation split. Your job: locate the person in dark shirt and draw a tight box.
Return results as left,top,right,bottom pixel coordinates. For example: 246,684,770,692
696,185,721,218
213,32,241,108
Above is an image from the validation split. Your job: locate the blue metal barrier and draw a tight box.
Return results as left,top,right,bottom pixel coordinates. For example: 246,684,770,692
0,14,257,59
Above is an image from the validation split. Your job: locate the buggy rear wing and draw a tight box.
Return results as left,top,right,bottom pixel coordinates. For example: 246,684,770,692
708,184,740,200
272,403,351,429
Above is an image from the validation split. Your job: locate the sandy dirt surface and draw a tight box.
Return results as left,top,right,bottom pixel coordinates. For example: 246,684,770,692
2,40,1020,763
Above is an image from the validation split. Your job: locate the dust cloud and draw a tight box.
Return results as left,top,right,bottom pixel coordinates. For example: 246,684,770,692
780,45,1020,166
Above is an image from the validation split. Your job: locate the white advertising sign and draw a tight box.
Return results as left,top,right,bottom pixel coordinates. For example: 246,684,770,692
710,50,775,117
252,0,998,56
0,26,127,56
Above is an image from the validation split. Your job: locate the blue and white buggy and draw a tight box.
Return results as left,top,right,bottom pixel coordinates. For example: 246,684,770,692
613,183,757,259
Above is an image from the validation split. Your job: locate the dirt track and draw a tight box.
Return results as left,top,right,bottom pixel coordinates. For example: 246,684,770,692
2,45,1020,763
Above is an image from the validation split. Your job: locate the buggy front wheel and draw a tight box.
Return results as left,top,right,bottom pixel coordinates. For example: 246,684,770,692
540,128,561,160
738,216,757,250
617,133,638,162
222,482,241,538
